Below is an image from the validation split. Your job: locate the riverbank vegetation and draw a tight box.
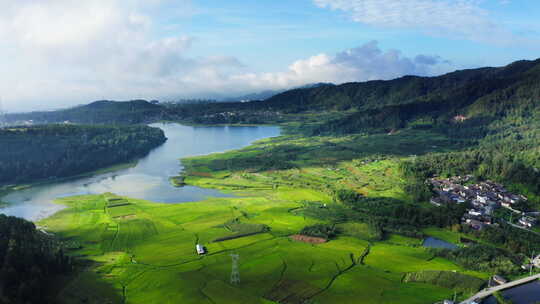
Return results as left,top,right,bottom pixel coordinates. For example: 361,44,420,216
0,124,166,185
431,245,521,276
403,270,485,293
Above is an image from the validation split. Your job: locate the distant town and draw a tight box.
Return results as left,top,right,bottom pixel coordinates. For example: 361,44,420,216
429,176,538,231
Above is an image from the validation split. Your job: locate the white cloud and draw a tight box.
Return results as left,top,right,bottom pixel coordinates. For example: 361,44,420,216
0,1,453,112
233,41,453,91
0,0,243,111
313,0,517,44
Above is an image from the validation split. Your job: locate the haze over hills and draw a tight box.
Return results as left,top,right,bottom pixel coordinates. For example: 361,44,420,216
6,58,540,132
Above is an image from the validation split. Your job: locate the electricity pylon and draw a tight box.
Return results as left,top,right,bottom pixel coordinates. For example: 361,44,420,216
230,253,240,285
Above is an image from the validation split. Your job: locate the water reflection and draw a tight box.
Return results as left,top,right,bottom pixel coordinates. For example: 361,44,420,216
1,123,280,221
482,281,540,304
422,237,458,250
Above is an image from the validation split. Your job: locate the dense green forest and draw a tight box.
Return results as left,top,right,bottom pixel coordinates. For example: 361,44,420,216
432,244,521,276
0,214,71,304
0,124,166,185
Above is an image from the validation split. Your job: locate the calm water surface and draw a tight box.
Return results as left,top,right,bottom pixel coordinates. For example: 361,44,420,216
0,123,280,221
422,237,458,250
483,281,540,304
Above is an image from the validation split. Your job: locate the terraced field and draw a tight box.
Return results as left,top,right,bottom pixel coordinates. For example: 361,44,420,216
41,188,486,304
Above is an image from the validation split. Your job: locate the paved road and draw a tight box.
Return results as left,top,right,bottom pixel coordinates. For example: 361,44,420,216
460,273,540,304
504,220,540,236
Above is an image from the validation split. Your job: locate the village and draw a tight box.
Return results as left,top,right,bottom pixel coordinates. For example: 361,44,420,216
429,176,538,231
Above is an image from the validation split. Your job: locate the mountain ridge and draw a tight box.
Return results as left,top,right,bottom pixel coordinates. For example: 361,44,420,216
4,58,540,132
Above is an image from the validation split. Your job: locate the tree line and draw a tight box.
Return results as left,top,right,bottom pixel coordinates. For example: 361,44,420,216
0,124,166,185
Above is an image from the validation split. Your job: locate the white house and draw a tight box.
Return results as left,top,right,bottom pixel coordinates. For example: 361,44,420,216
519,217,537,228
477,195,488,204
196,244,205,255
468,210,482,217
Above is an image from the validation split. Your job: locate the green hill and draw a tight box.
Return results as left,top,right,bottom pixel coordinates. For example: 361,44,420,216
7,58,540,132
6,100,164,125
164,58,540,134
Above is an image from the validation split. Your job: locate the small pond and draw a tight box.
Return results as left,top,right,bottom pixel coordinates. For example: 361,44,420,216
422,237,458,250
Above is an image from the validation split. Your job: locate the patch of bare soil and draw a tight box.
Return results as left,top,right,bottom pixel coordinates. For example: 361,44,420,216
290,234,327,244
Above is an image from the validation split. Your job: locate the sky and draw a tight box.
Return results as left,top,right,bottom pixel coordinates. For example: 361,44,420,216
1,0,539,112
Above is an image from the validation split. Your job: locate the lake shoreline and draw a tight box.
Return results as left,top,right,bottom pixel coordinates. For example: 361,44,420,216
0,161,139,216
0,123,281,222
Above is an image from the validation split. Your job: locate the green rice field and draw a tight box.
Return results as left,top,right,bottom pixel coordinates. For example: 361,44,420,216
39,130,487,303
41,190,486,303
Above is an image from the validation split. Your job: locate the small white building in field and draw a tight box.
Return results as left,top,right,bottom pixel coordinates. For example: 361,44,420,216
196,244,205,255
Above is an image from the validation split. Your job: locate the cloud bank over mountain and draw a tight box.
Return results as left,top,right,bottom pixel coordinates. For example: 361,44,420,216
0,0,530,111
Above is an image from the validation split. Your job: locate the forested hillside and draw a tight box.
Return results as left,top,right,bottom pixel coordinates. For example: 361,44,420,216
0,214,71,304
6,59,540,129
5,100,165,125
167,58,540,126
0,124,166,184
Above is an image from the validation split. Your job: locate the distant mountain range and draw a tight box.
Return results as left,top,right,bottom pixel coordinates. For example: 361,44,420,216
5,58,540,139
219,83,335,102
252,59,540,134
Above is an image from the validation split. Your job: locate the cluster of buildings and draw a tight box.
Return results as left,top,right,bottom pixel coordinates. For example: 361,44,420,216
200,110,280,122
429,176,536,230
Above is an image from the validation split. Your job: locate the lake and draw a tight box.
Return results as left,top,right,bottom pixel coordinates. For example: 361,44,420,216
0,123,280,221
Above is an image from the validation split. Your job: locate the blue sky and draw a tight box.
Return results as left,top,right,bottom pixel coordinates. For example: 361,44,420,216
171,0,539,69
1,0,539,111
